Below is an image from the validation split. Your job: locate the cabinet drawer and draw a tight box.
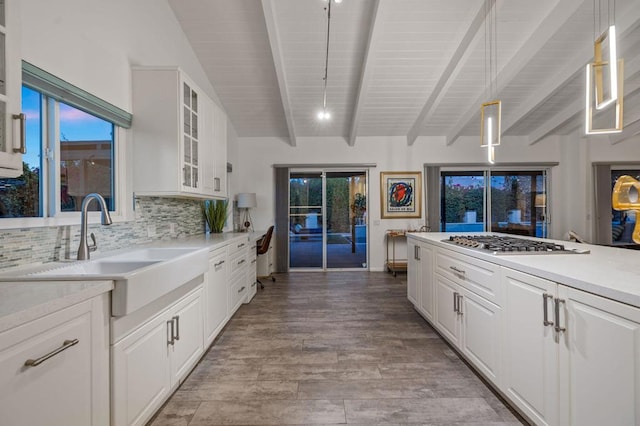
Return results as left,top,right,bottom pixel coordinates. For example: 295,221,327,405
228,238,250,256
229,250,248,276
230,275,247,313
0,302,94,426
436,248,500,305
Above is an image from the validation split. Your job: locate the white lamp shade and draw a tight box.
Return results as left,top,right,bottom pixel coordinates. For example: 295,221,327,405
237,193,257,208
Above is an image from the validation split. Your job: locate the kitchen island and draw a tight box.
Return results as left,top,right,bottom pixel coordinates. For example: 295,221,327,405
407,232,640,426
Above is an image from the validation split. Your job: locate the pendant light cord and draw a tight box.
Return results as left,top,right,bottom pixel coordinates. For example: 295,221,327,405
322,0,332,111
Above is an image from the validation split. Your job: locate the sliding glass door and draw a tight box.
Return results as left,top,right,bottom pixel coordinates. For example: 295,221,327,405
289,170,367,270
289,172,324,268
440,169,548,237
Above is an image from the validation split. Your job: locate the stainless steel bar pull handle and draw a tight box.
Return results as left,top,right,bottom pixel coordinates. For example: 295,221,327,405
238,286,245,293
173,315,180,341
554,298,566,333
167,319,175,345
450,266,465,275
238,259,245,265
453,292,459,312
24,339,79,367
542,293,554,326
414,245,420,260
13,113,26,154
214,260,225,268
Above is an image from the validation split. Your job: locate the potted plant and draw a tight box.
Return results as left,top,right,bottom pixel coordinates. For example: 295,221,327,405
202,199,228,233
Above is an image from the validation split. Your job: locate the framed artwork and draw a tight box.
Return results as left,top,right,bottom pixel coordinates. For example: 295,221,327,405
380,171,422,219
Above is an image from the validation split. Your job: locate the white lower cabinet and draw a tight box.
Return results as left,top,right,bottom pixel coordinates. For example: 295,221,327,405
501,266,640,426
434,274,461,346
410,240,640,426
112,287,203,426
204,247,229,346
558,285,640,426
0,294,109,426
434,273,501,383
501,267,558,426
408,238,435,322
458,286,501,384
407,239,420,306
246,242,258,303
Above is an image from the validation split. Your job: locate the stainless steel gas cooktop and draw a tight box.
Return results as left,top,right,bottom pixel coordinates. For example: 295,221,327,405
442,235,590,255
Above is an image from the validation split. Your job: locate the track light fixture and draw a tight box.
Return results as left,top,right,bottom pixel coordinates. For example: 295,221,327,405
317,0,340,121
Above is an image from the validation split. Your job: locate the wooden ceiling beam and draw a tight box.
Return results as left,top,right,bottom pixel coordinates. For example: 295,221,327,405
348,0,382,147
530,55,640,145
406,0,491,146
261,0,297,147
445,0,586,146
506,1,640,137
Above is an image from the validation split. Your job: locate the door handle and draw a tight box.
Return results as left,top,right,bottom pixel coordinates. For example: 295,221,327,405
554,298,566,333
24,339,79,367
414,245,420,260
453,291,459,312
173,315,180,341
13,113,26,154
167,319,175,345
542,293,554,326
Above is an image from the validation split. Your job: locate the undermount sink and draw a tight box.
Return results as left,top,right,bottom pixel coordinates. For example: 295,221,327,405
0,245,209,317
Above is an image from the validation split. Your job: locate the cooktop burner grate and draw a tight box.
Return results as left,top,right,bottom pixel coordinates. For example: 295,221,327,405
442,235,590,254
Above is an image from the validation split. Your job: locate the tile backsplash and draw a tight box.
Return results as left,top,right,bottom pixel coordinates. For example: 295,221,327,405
0,197,205,271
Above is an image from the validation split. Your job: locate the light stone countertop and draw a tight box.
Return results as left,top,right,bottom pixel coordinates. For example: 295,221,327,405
408,232,640,309
0,231,261,333
0,280,113,333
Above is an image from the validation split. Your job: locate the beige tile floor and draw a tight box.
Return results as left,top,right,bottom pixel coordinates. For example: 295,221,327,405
148,272,526,426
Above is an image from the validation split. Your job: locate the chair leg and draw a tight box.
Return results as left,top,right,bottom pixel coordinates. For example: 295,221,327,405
257,278,264,289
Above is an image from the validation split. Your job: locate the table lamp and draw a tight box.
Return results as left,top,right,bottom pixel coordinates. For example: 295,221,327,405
237,193,257,232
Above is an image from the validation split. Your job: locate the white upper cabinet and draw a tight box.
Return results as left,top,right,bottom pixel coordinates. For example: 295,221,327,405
0,0,23,178
201,97,227,198
132,67,223,198
212,101,227,198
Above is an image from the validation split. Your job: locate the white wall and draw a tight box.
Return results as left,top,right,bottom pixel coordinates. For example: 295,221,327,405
234,134,564,271
20,0,220,112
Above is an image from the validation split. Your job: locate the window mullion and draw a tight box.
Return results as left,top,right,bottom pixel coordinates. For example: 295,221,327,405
485,169,491,232
46,97,60,218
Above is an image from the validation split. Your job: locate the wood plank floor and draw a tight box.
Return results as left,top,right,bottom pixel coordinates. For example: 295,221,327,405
148,272,525,425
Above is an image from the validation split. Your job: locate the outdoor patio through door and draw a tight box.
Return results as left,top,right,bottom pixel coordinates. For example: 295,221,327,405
289,170,367,270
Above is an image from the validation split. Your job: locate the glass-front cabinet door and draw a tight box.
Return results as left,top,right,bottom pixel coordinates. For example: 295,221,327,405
0,0,23,178
181,77,199,192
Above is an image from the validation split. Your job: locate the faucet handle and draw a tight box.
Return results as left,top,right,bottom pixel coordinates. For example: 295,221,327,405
88,233,97,252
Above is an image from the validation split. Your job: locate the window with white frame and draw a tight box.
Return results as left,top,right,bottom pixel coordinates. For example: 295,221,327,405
0,62,131,226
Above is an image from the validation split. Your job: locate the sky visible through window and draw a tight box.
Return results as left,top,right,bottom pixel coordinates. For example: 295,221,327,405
22,85,114,171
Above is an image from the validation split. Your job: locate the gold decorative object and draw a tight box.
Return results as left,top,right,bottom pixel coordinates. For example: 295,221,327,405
612,175,640,243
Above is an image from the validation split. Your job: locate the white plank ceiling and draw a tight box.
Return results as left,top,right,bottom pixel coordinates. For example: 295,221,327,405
168,0,640,146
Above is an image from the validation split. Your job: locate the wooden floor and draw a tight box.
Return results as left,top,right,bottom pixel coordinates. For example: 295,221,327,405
148,272,524,425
